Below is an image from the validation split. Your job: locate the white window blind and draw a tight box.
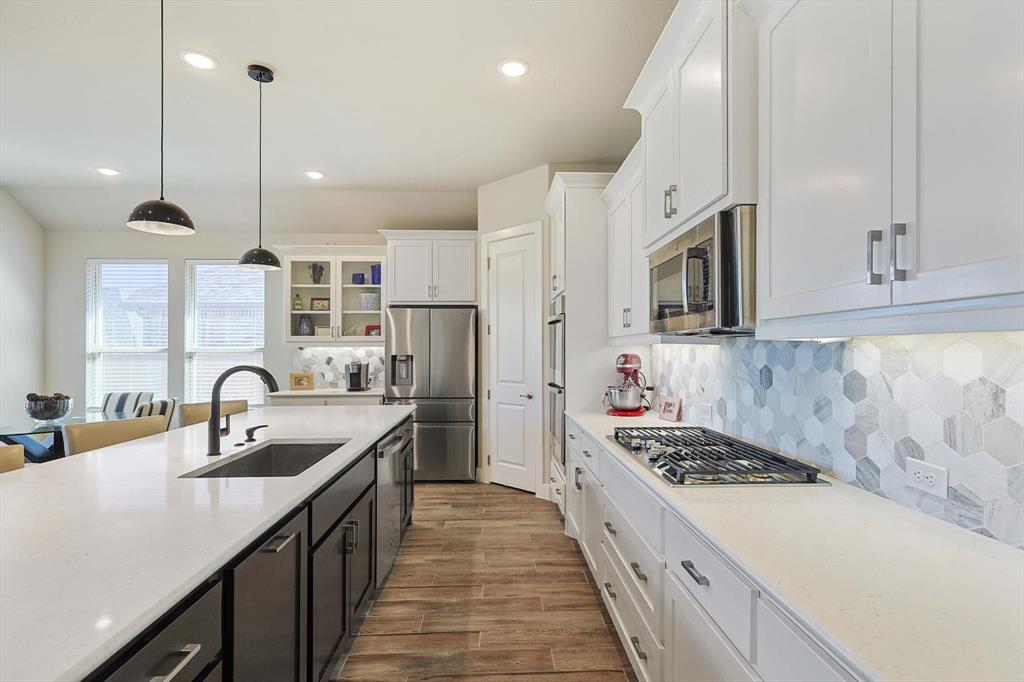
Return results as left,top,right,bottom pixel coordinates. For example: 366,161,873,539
185,261,266,405
86,260,169,408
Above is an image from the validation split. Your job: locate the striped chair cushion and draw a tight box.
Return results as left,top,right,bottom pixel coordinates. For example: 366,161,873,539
101,392,154,416
134,398,178,431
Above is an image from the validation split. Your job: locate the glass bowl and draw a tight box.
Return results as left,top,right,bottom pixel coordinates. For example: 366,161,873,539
25,398,74,424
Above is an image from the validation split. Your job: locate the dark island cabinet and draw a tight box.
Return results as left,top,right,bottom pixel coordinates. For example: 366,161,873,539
229,508,308,682
310,484,375,681
401,441,414,533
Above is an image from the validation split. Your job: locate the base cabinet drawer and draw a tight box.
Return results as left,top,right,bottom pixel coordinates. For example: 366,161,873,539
311,450,375,544
107,582,222,682
600,541,662,682
580,473,605,574
755,599,854,682
577,431,602,481
665,512,757,658
664,570,761,682
602,452,663,552
549,458,566,516
602,496,663,641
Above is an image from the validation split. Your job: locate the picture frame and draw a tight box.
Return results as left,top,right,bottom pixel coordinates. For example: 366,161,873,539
658,395,682,422
314,326,332,337
365,324,381,337
310,297,331,312
289,372,315,391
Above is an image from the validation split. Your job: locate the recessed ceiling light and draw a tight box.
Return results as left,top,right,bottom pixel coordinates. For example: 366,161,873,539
180,50,218,70
96,167,120,176
498,59,530,78
305,171,325,180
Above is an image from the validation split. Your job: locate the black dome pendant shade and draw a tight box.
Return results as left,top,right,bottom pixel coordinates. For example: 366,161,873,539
127,0,195,236
238,64,281,270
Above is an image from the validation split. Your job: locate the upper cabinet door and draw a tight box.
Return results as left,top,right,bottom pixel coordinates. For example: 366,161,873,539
432,240,477,302
628,179,650,331
607,194,632,337
758,0,894,320
891,0,1024,306
643,79,677,247
673,0,728,227
550,195,566,298
388,240,434,303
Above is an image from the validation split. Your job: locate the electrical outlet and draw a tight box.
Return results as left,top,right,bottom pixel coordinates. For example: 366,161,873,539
906,457,949,499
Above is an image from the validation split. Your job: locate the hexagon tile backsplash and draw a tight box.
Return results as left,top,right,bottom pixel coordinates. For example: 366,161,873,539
292,347,385,389
651,332,1024,547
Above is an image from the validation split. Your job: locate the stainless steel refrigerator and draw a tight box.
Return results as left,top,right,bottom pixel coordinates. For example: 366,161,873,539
384,306,477,481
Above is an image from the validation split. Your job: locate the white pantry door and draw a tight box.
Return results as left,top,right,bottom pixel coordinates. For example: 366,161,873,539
487,231,541,492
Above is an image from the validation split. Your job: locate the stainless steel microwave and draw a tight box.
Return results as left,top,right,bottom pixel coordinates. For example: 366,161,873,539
649,205,756,336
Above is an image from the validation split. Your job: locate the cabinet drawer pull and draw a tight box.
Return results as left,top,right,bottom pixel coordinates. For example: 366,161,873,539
681,559,710,586
582,449,591,458
603,521,617,536
891,222,908,281
866,229,883,285
149,643,202,682
568,433,576,440
630,561,648,582
629,635,648,661
603,581,617,599
260,533,295,554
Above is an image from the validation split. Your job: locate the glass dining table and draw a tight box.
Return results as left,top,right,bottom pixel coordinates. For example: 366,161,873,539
0,412,130,463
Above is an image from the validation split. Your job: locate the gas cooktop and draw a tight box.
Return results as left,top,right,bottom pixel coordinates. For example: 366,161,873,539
611,426,825,487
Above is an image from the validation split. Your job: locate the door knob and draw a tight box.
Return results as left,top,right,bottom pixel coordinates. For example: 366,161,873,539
520,392,534,400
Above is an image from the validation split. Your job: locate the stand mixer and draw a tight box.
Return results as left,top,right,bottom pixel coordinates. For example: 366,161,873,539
604,353,651,416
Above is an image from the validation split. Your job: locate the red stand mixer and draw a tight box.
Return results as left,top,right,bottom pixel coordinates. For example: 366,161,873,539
604,353,651,416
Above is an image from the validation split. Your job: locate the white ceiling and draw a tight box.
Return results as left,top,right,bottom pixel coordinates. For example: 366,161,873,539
0,0,674,198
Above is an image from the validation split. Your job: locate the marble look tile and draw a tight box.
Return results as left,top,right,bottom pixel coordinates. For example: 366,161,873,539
867,372,893,407
1008,464,1024,506
843,370,867,403
982,417,1024,467
983,497,1024,545
844,425,868,458
952,452,1009,501
856,457,881,492
881,404,909,441
893,372,929,412
943,413,983,456
1005,383,1024,426
908,406,944,447
855,402,880,434
924,375,963,417
813,395,833,422
945,484,984,529
963,377,1006,424
942,339,984,384
893,436,924,471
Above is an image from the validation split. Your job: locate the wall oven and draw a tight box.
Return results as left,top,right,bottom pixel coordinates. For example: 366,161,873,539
546,296,565,470
649,205,756,336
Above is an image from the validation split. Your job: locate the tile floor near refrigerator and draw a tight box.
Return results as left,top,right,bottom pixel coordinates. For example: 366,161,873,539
337,483,637,681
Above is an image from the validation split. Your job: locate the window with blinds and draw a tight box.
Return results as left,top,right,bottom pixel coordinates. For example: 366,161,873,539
185,261,266,405
85,260,169,409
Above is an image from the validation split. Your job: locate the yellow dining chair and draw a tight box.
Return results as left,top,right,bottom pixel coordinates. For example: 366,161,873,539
179,400,248,427
0,444,25,473
62,415,166,456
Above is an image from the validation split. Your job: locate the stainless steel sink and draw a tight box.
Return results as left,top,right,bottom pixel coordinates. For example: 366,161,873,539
180,441,348,478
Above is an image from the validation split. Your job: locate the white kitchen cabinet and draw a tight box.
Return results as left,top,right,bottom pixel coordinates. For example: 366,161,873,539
282,251,384,346
757,0,1023,336
664,569,761,682
380,231,478,304
626,0,756,250
755,599,853,682
565,448,584,541
603,144,657,343
581,467,605,575
890,0,1024,306
549,193,566,300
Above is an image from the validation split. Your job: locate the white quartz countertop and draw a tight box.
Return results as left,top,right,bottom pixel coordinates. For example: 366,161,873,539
269,387,385,397
567,411,1024,682
0,405,413,682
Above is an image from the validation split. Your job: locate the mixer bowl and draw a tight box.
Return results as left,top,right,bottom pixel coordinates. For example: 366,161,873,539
606,385,643,411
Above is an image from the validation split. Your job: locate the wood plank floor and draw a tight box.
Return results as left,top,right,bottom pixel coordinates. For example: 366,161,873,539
335,482,638,682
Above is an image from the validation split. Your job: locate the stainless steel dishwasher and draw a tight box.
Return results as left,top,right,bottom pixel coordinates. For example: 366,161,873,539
376,418,412,587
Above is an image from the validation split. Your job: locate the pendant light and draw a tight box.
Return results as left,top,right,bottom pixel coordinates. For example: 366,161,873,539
126,0,195,236
238,64,281,270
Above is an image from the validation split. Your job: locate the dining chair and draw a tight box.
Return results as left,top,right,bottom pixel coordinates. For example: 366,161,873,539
99,392,154,416
179,400,249,427
62,415,166,456
134,398,179,431
0,444,25,473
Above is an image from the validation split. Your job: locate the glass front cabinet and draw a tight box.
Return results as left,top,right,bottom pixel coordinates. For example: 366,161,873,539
284,251,385,345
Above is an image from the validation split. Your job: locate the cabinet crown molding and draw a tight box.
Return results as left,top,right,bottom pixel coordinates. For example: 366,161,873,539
623,0,706,113
601,142,641,207
545,172,614,215
378,229,477,241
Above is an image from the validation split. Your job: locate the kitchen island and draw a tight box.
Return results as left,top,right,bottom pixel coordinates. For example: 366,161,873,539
0,404,414,682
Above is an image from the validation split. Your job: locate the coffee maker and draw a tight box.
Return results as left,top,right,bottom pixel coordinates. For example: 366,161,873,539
345,360,369,391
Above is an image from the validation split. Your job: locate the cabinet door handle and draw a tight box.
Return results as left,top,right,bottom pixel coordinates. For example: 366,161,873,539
552,274,557,291
630,636,648,661
663,188,672,219
434,284,438,298
427,283,432,298
681,559,710,586
630,561,648,582
866,229,884,285
260,533,295,554
663,185,678,220
891,222,908,281
604,521,616,536
345,519,360,549
603,581,617,599
582,449,591,458
574,467,582,491
149,643,202,682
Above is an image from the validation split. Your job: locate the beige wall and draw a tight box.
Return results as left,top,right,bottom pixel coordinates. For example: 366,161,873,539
0,189,46,423
477,165,552,235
